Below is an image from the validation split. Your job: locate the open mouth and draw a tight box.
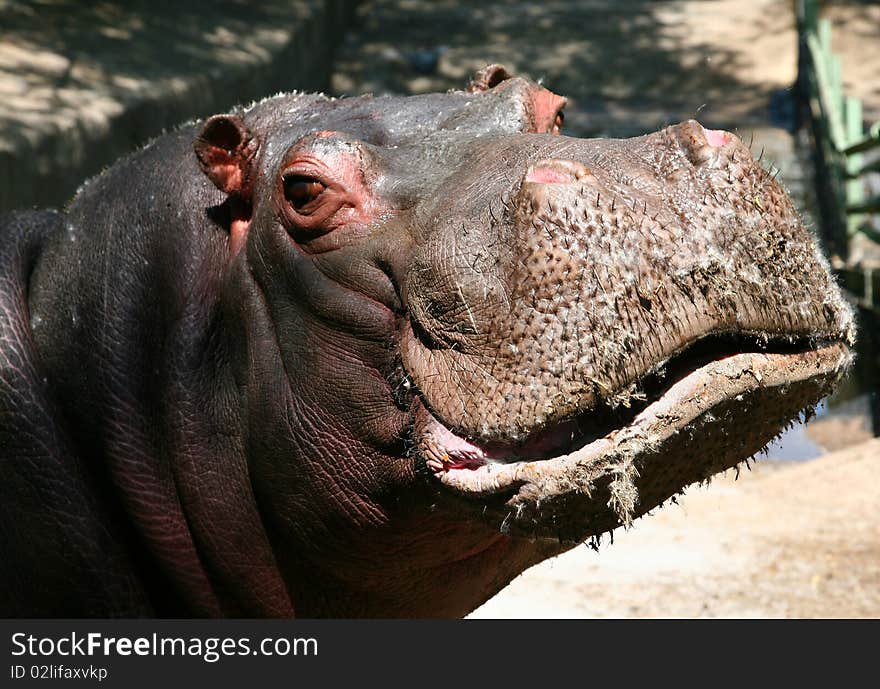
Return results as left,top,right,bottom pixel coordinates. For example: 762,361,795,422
414,332,852,537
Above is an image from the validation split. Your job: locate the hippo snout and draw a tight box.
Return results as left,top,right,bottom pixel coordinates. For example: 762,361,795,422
400,117,852,540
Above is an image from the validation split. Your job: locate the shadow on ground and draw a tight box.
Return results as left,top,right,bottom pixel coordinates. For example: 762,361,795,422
332,0,800,137
0,0,347,211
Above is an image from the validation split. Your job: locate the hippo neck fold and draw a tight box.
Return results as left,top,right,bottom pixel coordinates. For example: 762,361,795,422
26,127,294,617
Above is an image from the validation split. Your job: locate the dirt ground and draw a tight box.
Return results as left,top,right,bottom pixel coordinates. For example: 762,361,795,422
332,0,790,137
332,0,880,619
332,0,880,137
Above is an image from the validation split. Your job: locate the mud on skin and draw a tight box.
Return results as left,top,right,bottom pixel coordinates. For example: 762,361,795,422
0,65,854,617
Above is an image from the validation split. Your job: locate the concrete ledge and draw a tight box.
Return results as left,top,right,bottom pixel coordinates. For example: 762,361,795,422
0,0,358,213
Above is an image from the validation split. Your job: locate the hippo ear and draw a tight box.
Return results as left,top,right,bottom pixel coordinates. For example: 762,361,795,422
467,64,512,93
194,114,260,197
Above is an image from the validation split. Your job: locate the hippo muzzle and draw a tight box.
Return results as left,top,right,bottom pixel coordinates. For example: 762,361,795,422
400,121,853,540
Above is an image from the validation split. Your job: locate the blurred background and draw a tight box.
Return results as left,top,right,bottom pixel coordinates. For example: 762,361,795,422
1,0,878,617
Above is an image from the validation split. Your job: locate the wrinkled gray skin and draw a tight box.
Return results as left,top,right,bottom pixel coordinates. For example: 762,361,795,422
0,66,854,618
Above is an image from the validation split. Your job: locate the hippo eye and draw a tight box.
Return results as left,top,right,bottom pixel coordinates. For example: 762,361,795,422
283,175,326,209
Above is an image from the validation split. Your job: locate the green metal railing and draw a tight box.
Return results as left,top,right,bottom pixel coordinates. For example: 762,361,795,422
797,0,880,311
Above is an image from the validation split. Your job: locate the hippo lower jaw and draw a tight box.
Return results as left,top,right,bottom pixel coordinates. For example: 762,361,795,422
418,338,851,542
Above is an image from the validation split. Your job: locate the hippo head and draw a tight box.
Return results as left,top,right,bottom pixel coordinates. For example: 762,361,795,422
192,65,853,616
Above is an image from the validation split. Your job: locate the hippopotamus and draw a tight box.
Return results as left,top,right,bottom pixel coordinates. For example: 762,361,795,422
0,65,854,618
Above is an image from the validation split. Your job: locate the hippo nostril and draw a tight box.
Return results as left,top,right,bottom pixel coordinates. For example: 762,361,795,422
523,159,596,186
702,126,731,148
672,120,736,166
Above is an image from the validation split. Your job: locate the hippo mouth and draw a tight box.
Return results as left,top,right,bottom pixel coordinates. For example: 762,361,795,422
415,333,852,541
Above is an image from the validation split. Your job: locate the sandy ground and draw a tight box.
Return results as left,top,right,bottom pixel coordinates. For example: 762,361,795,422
471,437,879,618
331,0,880,619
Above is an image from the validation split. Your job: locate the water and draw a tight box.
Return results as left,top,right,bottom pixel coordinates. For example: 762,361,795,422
763,421,825,461
763,393,875,461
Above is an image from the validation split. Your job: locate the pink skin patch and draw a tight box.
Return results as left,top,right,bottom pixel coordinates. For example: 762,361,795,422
227,197,251,259
230,217,250,258
525,166,574,184
702,126,731,148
